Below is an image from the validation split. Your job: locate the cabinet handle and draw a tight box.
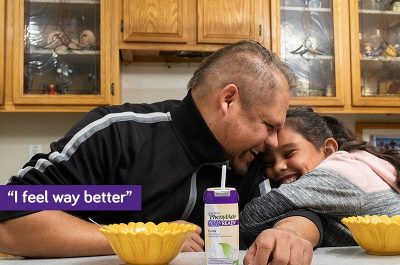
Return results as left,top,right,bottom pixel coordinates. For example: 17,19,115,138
259,25,262,37
121,20,124,32
110,83,115,96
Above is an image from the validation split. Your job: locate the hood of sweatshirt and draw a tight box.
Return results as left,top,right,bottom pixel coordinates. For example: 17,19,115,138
316,150,400,193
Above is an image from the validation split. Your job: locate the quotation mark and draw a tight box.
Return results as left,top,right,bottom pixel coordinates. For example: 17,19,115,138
7,190,18,203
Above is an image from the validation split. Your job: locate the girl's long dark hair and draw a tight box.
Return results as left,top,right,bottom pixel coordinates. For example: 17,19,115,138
285,107,400,185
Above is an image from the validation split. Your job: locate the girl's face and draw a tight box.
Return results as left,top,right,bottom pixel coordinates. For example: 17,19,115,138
263,126,327,184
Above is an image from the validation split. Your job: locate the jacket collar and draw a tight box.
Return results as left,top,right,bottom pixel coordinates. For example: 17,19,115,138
170,90,228,166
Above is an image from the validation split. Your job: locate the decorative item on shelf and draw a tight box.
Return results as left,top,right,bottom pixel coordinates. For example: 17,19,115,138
64,17,80,50
362,28,384,57
361,78,378,96
48,83,56,95
55,44,69,54
363,42,375,57
383,43,399,57
378,79,392,94
387,23,400,56
388,80,400,94
43,29,81,53
44,30,64,49
56,63,73,94
79,30,96,49
325,85,334,97
392,0,400,11
308,0,322,8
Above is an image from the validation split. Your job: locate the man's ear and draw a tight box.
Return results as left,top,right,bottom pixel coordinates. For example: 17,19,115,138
323,137,338,157
220,84,239,114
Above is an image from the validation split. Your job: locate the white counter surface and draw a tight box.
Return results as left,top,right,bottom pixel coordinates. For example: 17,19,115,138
1,247,400,264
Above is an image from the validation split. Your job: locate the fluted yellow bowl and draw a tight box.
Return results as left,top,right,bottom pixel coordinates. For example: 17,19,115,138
342,215,400,255
99,222,197,265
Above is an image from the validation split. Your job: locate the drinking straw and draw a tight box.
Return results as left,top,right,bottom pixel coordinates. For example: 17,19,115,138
221,165,226,189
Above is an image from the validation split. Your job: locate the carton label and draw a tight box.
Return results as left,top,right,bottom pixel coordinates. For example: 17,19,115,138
205,203,239,265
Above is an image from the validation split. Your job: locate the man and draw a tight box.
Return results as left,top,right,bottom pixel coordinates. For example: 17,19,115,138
0,40,313,264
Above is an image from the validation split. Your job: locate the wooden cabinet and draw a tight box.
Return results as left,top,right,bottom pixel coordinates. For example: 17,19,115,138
122,0,188,43
2,0,120,112
271,0,350,109
197,0,261,44
350,0,400,108
271,0,400,114
119,0,267,52
0,0,4,105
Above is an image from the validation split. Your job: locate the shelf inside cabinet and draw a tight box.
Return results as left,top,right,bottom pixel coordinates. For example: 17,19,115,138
281,6,331,12
359,10,400,15
283,54,333,60
27,47,99,55
361,55,400,61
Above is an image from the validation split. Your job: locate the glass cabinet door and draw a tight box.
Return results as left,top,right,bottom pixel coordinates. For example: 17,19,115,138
351,0,400,106
271,0,349,106
0,0,4,105
12,0,112,105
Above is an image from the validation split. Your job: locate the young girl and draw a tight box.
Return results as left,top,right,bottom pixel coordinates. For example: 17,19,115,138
240,107,400,248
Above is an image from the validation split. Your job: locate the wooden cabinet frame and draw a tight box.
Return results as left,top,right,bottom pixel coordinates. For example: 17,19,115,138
2,0,121,112
122,0,189,43
0,0,4,106
119,0,267,52
270,0,350,107
269,0,400,114
197,0,262,44
350,1,400,108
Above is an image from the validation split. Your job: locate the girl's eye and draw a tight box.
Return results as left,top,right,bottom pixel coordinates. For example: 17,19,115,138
284,150,295,158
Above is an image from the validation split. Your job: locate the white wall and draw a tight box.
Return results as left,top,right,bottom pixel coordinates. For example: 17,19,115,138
0,113,85,183
1,63,400,184
121,62,198,103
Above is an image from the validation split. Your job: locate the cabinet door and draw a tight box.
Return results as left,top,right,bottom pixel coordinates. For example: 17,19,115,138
197,0,261,44
271,0,349,107
350,0,400,107
122,0,188,43
0,0,4,105
12,0,113,105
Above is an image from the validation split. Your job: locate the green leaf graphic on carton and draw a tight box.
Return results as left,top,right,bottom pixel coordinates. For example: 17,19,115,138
219,242,238,264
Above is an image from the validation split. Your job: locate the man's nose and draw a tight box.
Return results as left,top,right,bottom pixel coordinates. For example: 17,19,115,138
264,131,278,149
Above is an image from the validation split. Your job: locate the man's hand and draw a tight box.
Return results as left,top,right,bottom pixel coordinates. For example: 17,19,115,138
243,228,313,265
169,220,204,252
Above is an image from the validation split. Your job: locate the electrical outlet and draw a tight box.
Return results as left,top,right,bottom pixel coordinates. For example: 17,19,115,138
29,144,42,158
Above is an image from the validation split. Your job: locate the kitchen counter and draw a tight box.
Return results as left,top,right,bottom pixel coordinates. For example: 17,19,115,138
1,246,400,264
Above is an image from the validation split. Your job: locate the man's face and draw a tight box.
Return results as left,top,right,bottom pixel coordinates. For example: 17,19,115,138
221,89,289,175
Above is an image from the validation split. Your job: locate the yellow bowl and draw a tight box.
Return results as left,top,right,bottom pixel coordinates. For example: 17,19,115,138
342,215,400,255
99,222,197,265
